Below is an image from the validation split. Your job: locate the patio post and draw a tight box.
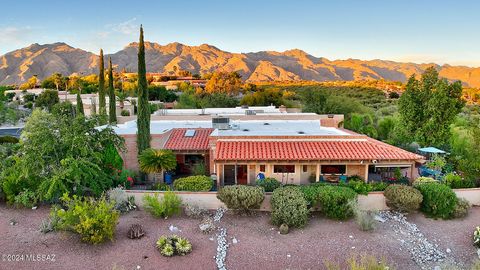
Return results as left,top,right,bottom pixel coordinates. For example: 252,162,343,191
364,164,369,183
316,164,320,182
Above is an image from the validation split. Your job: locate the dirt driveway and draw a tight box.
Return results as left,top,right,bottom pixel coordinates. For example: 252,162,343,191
0,205,479,270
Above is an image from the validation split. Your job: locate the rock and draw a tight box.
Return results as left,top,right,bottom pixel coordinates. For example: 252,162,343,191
232,238,238,244
374,215,386,223
199,217,216,234
169,225,181,233
287,254,291,258
446,248,451,253
9,219,17,226
349,235,353,239
32,206,37,210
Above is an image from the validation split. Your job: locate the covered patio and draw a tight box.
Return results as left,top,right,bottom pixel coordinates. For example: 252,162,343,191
213,140,424,186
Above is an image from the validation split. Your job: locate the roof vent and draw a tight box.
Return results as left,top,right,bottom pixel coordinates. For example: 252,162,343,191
241,105,249,109
245,110,256,115
297,131,305,134
263,122,270,125
242,129,249,132
185,129,196,137
328,114,334,118
212,117,230,130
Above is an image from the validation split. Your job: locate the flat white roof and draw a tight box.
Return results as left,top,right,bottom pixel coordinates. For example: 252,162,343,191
106,119,350,136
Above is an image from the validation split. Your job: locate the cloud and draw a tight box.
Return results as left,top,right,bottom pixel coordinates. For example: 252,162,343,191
106,18,137,35
0,26,34,43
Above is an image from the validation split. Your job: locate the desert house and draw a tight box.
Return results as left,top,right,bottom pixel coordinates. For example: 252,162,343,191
106,106,423,186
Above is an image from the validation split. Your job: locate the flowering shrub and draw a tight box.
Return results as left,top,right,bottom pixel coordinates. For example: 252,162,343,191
113,169,136,189
271,186,309,228
217,185,264,212
384,184,423,213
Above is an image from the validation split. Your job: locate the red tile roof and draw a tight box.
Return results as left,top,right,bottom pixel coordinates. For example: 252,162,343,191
214,140,424,161
164,128,213,151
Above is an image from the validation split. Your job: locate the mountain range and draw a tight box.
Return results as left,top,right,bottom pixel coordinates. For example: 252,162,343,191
1,42,480,87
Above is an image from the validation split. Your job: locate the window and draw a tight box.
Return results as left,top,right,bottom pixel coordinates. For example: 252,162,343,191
321,165,346,175
302,165,308,173
274,165,295,173
259,165,266,172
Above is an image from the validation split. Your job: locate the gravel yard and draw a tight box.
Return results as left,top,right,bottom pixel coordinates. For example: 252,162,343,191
1,204,479,270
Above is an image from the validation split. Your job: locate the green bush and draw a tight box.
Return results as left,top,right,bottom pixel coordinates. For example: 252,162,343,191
384,184,423,212
143,192,182,218
299,184,324,207
270,186,309,228
416,182,457,219
150,183,171,191
412,177,437,187
443,173,475,189
369,182,389,191
0,136,19,144
256,178,282,192
316,186,357,220
453,197,470,219
340,180,370,195
52,193,119,244
173,175,213,192
217,185,264,212
156,235,192,257
120,110,130,116
14,189,37,208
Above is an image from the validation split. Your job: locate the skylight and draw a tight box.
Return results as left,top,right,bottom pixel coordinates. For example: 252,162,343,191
185,129,196,137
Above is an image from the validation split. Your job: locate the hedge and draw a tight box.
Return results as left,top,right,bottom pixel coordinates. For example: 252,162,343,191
173,176,213,192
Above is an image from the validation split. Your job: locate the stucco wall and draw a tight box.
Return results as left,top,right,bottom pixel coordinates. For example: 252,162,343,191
127,188,480,212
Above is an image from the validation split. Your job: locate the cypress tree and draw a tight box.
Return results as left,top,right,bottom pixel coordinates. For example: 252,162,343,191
137,25,151,155
76,92,84,115
98,49,106,116
108,57,117,123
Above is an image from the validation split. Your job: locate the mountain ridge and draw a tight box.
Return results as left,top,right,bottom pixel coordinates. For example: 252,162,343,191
1,42,480,87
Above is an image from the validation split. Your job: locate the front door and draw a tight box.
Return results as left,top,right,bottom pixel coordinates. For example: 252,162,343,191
236,165,248,185
223,165,236,185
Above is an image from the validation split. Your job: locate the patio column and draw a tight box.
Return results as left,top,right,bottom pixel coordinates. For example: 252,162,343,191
364,164,369,183
316,164,320,182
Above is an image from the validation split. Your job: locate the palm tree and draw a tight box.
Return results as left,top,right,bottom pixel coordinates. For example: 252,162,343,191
138,148,177,183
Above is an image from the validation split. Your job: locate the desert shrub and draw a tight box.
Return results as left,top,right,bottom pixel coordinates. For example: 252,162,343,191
416,182,457,219
52,193,119,244
325,254,393,270
316,186,357,220
156,235,192,257
106,187,136,213
150,183,171,191
256,177,282,192
412,176,437,187
173,175,213,192
120,110,130,116
270,186,309,228
14,189,37,208
143,192,182,218
279,224,289,234
453,197,470,218
384,184,423,212
474,227,480,248
217,185,264,212
444,173,475,189
349,200,376,231
0,135,19,144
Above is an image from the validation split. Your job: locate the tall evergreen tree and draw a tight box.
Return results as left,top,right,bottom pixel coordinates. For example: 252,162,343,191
76,92,84,115
108,57,117,124
136,25,151,155
98,49,106,116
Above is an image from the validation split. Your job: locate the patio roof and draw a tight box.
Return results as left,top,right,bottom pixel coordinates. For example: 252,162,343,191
214,139,424,162
164,128,213,151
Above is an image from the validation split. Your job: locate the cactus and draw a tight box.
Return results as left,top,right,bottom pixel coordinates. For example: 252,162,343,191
127,224,145,239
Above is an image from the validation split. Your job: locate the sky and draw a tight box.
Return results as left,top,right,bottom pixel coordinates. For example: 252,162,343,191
1,0,479,66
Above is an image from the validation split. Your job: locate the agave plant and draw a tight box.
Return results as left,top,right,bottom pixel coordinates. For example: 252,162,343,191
138,149,177,182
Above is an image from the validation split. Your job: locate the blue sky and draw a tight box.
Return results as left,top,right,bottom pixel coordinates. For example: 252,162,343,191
1,0,479,66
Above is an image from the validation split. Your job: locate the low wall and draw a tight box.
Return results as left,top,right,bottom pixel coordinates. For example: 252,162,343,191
127,188,480,211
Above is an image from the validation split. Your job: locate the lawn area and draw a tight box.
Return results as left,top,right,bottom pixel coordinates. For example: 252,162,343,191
0,204,479,270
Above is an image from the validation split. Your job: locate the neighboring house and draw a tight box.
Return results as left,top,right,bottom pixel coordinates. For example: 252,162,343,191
107,106,423,186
